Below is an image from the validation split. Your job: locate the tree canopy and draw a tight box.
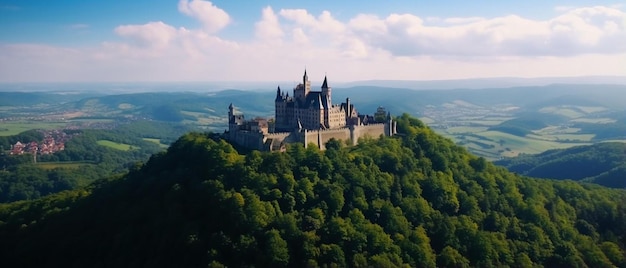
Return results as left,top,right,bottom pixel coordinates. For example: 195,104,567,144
0,114,624,267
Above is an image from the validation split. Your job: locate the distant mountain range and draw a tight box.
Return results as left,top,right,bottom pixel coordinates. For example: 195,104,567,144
339,76,626,90
1,75,625,93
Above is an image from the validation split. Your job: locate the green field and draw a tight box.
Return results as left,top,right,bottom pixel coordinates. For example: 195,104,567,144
142,138,169,148
441,129,591,160
97,140,136,151
180,110,226,126
445,126,489,134
570,118,616,124
539,107,584,118
0,121,68,136
35,161,95,170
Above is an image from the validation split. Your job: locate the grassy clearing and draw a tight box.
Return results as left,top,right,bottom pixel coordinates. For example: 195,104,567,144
549,134,595,142
465,121,504,127
540,107,584,118
480,131,589,155
570,118,616,124
96,140,136,151
534,126,582,135
118,103,134,109
143,138,169,148
445,126,489,134
576,106,608,113
444,129,590,159
0,121,67,136
419,117,435,124
601,140,626,143
35,161,95,170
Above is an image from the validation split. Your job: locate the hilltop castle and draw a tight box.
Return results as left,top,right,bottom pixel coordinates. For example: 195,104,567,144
226,70,396,151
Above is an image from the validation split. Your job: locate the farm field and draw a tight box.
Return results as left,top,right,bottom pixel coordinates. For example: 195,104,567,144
96,140,136,151
0,121,68,136
428,102,616,160
34,161,96,170
143,138,169,148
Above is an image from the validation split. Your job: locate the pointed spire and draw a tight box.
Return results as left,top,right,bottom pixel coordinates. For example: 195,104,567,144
275,86,282,101
321,75,329,89
303,68,308,81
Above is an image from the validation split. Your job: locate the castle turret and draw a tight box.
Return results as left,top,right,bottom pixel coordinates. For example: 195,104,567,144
294,69,311,102
321,75,331,104
275,86,282,101
228,103,235,120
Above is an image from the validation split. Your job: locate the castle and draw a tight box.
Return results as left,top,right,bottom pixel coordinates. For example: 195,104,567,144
226,70,396,151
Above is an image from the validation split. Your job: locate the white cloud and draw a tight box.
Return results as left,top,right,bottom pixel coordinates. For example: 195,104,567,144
255,6,284,41
114,21,178,51
177,0,230,34
348,6,626,57
0,4,625,82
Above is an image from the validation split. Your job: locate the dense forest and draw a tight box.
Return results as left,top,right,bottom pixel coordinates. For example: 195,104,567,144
0,115,625,267
0,121,189,202
495,142,626,188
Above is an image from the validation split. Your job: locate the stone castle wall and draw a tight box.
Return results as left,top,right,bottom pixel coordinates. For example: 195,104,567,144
352,123,388,141
229,122,393,151
300,123,390,150
304,128,351,150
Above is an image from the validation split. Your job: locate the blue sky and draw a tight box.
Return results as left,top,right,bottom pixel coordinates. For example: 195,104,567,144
0,0,624,82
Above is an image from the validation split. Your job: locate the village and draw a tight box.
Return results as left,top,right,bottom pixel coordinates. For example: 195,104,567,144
9,129,73,156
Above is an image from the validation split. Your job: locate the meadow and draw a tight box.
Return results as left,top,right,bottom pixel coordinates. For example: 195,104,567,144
0,121,67,136
96,140,136,151
35,161,96,170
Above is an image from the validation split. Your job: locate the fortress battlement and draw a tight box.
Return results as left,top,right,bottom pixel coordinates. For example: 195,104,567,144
304,127,348,133
265,132,293,137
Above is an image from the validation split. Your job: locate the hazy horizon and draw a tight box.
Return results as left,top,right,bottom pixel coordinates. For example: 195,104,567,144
1,75,626,93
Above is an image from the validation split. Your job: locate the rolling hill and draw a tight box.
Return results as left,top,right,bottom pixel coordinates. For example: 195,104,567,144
0,115,624,267
495,142,626,188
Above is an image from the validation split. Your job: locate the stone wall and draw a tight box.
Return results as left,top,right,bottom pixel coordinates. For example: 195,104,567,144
353,123,387,141
303,128,351,150
228,122,394,151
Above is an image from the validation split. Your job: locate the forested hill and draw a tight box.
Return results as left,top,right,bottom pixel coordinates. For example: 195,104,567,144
495,142,626,188
1,115,625,267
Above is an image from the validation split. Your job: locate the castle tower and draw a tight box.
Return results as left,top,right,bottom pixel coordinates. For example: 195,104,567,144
228,103,235,121
275,86,282,101
228,103,236,136
293,69,311,102
304,69,311,96
321,75,331,104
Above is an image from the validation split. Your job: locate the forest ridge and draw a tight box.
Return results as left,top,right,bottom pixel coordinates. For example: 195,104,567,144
0,114,624,267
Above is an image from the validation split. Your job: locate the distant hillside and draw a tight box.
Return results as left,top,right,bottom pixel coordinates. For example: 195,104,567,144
488,113,567,137
495,142,626,188
0,92,99,106
341,76,626,90
0,115,625,267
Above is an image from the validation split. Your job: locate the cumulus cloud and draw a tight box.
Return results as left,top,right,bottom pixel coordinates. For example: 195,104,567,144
178,0,230,34
255,6,284,41
1,3,625,82
115,21,178,50
349,6,626,57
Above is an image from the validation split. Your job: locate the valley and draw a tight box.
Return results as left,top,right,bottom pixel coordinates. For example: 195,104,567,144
3,83,626,161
